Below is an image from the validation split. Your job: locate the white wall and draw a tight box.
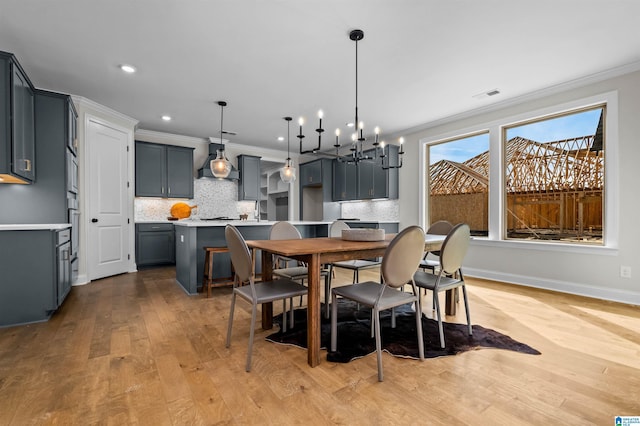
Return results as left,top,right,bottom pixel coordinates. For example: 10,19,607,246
398,69,640,305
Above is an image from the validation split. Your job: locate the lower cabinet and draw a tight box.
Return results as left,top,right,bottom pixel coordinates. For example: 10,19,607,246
136,223,175,267
0,228,71,327
56,229,72,308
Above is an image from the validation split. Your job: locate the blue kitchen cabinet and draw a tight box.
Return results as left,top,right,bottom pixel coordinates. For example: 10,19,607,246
0,228,71,327
0,51,36,183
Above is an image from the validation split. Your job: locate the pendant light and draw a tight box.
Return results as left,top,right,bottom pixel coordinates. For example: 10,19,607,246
210,101,232,178
280,117,297,183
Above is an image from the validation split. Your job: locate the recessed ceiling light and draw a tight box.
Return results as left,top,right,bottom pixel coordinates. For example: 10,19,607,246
346,122,355,128
162,115,171,121
277,136,284,141
120,64,136,73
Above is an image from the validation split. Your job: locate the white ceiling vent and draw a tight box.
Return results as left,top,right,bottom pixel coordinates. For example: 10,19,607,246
473,88,501,99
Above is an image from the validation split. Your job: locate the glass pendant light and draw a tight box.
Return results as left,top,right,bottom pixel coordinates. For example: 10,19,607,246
210,101,232,178
280,117,297,183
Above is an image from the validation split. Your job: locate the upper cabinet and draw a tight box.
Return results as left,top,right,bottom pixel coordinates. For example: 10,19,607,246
358,146,399,199
333,160,357,201
67,100,78,156
333,145,399,201
0,51,36,184
0,89,78,224
135,141,194,198
300,159,322,186
237,154,261,201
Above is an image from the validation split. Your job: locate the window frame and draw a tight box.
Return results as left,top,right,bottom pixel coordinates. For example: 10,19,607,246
419,90,618,254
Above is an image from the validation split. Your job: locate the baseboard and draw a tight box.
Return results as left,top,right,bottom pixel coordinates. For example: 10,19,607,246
464,267,640,306
72,273,90,286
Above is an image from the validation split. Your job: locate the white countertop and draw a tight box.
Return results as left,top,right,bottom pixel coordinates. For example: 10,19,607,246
172,220,331,227
0,224,71,231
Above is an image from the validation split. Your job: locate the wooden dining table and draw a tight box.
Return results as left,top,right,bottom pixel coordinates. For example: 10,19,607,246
246,233,446,367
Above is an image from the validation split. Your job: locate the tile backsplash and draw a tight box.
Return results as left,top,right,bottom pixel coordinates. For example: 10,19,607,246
136,178,400,222
341,199,399,222
135,179,256,221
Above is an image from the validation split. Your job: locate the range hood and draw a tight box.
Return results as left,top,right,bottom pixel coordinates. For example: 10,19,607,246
197,143,239,180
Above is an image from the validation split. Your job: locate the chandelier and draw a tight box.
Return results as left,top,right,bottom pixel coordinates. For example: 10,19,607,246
295,29,404,169
210,101,232,178
279,117,296,183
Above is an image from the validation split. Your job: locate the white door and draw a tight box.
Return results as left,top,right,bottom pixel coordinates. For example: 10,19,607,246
87,119,130,280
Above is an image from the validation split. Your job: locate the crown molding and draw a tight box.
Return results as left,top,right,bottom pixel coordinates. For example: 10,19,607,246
135,129,209,146
71,96,139,127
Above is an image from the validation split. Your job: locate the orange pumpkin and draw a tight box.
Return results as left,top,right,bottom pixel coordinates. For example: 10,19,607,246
170,203,196,219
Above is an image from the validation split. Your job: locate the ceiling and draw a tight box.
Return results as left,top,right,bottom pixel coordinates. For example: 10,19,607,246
2,0,640,153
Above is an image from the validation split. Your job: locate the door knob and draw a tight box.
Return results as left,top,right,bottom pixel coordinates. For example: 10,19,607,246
91,218,98,223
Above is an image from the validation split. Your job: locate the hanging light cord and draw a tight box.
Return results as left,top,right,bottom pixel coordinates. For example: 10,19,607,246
287,118,291,161
354,35,359,133
220,103,224,150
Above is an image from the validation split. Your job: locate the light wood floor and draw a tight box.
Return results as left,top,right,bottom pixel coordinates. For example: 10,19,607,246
1,266,639,425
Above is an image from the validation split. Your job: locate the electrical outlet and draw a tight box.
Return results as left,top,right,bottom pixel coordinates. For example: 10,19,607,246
620,266,632,278
180,235,184,243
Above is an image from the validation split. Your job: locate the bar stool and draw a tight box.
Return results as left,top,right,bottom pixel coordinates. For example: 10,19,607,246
202,246,236,297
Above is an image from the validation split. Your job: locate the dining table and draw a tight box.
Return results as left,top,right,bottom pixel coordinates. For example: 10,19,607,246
246,232,446,367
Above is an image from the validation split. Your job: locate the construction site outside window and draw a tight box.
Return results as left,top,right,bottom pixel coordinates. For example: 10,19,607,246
428,132,490,237
503,105,605,245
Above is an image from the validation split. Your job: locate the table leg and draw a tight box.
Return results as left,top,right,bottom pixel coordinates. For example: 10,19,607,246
261,249,274,329
445,289,457,315
306,253,320,367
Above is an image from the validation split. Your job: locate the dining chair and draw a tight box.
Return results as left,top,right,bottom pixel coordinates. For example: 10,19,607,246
419,220,454,307
327,220,381,283
225,225,308,372
330,225,426,382
269,221,331,316
419,220,453,273
413,223,471,349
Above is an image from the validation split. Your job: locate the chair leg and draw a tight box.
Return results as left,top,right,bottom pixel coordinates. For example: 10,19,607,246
391,307,396,328
282,299,287,333
353,269,358,283
373,307,384,382
226,292,236,348
415,296,425,361
299,278,305,307
324,272,331,319
433,291,445,349
462,285,472,336
330,291,338,351
246,302,258,372
289,297,295,329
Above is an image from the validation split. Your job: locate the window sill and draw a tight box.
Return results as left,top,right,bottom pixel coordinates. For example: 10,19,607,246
469,237,618,256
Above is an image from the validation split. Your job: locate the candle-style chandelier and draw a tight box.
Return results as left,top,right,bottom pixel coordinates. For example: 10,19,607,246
296,29,404,169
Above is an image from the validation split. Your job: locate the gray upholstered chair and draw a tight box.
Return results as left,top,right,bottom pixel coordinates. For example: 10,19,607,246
269,221,331,316
419,220,453,273
225,225,308,372
413,223,471,349
328,220,381,283
330,225,426,382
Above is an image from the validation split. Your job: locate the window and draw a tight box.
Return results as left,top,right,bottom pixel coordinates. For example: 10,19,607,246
428,132,489,236
503,106,604,244
422,91,616,249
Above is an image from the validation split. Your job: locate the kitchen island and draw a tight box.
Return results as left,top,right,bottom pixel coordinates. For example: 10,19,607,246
173,220,331,295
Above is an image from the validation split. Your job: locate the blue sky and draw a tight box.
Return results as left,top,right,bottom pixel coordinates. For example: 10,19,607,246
429,108,602,165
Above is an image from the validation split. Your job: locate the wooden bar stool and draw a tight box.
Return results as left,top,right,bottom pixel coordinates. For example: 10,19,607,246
202,246,236,297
